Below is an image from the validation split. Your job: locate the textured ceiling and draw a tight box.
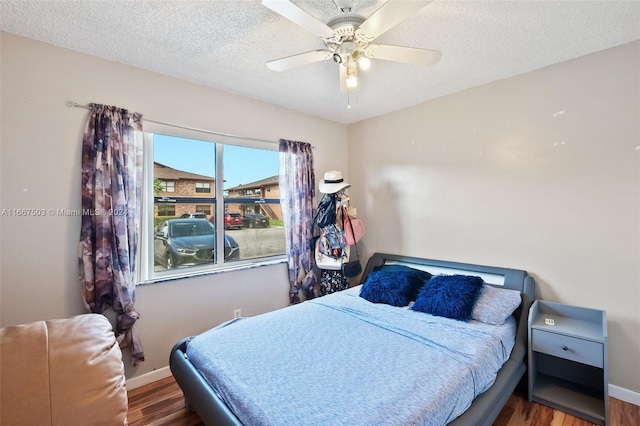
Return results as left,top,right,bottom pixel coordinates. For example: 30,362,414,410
1,0,639,124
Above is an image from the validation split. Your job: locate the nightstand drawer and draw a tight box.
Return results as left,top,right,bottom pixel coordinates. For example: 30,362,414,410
531,329,603,367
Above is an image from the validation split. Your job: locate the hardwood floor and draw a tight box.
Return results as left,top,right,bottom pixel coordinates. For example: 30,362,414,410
128,376,639,426
127,376,203,426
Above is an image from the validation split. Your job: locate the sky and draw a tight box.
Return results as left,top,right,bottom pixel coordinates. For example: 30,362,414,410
153,134,279,189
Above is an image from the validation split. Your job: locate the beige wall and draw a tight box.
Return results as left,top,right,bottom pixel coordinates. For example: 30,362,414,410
0,32,348,379
348,41,640,393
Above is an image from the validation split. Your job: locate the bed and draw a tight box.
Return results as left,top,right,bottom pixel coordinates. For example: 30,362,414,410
170,253,536,425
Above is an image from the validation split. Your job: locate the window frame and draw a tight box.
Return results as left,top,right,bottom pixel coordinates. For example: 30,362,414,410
195,204,211,215
195,182,211,193
138,131,286,285
157,204,176,216
160,180,175,192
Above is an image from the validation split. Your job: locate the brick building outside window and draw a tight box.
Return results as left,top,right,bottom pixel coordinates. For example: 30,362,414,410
154,162,215,220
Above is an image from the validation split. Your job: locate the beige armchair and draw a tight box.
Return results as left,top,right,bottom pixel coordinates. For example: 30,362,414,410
1,314,128,425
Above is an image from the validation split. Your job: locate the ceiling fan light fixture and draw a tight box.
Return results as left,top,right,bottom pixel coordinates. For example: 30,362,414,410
346,74,358,88
358,56,371,70
346,60,358,88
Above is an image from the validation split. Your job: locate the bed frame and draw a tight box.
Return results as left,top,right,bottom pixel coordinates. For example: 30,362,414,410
170,253,536,426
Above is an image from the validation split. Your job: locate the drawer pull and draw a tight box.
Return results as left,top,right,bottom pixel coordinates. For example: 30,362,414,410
562,345,569,351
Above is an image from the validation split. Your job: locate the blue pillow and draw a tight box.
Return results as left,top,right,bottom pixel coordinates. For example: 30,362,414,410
360,266,431,306
373,264,432,281
411,274,484,320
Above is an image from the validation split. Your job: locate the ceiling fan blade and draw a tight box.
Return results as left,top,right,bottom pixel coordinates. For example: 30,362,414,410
356,0,433,42
267,50,332,71
262,0,335,38
364,44,441,65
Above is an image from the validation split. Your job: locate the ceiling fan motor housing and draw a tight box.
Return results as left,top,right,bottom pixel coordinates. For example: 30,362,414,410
324,15,366,52
332,40,359,64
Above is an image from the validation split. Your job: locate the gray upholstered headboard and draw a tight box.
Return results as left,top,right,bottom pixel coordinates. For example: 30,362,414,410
360,252,530,293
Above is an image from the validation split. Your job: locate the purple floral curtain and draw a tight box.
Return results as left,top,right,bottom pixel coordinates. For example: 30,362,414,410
79,103,144,366
279,140,317,304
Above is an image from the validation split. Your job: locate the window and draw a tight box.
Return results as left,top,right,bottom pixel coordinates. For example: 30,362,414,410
157,204,175,216
143,133,284,281
195,205,211,215
160,181,175,192
195,182,211,193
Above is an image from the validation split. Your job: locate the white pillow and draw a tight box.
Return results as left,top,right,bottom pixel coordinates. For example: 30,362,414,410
472,285,522,325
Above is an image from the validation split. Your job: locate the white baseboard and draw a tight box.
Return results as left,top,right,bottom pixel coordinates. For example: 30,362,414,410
125,366,172,391
609,384,640,406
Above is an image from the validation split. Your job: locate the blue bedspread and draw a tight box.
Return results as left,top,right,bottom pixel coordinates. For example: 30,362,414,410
186,286,516,426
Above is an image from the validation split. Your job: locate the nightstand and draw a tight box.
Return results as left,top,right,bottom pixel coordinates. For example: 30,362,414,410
528,300,608,425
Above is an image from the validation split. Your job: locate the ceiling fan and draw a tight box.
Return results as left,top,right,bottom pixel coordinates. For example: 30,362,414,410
262,0,441,92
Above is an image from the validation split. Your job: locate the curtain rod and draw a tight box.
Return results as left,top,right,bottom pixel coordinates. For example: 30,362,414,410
66,101,281,145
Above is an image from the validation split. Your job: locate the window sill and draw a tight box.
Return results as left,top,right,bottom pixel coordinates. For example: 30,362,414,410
137,255,287,286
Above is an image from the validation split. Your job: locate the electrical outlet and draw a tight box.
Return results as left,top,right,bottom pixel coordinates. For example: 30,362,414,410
233,308,242,319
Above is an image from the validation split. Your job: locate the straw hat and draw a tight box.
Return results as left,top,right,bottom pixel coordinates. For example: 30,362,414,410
319,170,350,194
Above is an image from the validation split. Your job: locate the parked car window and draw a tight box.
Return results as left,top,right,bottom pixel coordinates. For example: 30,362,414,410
142,133,286,282
180,212,208,219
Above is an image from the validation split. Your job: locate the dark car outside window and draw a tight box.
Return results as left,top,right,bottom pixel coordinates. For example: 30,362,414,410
154,218,240,269
243,213,270,228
